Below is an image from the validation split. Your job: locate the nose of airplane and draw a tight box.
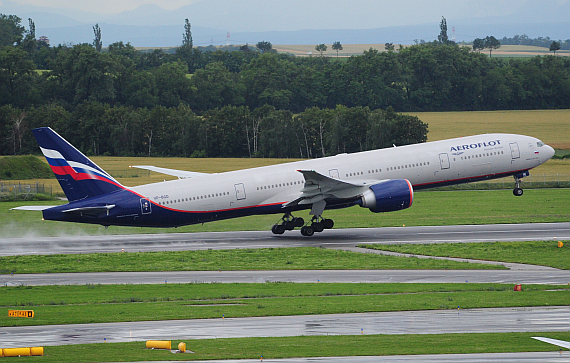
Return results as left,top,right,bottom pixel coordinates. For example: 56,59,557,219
545,144,555,160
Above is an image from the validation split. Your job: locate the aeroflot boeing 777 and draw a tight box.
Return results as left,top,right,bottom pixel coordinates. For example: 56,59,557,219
15,128,555,236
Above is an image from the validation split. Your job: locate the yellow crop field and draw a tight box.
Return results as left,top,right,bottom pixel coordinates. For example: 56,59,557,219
408,109,570,149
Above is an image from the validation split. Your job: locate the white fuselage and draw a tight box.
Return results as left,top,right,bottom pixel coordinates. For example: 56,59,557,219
130,133,554,217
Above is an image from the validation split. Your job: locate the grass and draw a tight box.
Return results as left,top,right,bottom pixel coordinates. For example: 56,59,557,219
361,241,570,270
0,155,53,180
2,189,569,237
21,332,570,362
0,247,504,274
1,283,568,327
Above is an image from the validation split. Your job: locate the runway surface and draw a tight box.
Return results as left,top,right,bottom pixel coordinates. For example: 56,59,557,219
2,307,568,347
119,352,570,363
3,269,570,286
2,223,568,362
1,223,568,256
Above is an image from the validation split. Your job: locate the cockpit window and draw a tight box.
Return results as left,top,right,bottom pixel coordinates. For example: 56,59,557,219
537,141,545,147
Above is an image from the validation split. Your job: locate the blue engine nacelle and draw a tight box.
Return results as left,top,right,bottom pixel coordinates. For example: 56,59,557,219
359,179,414,213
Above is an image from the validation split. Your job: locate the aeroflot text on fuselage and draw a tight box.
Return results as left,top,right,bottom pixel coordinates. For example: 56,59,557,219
450,140,501,152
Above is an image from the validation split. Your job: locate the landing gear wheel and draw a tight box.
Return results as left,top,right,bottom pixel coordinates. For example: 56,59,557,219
312,222,324,233
323,219,334,229
271,224,285,235
284,221,295,230
294,217,305,227
301,225,314,236
513,187,523,197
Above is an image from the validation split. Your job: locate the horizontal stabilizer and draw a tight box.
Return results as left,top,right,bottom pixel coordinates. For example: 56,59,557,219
532,337,570,349
60,205,116,217
10,206,54,211
130,165,210,179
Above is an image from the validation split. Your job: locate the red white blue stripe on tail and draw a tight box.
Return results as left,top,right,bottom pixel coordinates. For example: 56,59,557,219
33,127,124,202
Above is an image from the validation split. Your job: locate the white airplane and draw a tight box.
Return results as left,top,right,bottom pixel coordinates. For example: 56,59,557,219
14,128,554,236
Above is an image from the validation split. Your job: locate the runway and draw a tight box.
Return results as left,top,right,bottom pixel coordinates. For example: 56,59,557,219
2,223,568,362
3,269,570,286
1,222,568,256
2,307,568,347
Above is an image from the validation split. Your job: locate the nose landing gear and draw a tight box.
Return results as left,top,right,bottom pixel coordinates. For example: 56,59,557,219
513,172,529,197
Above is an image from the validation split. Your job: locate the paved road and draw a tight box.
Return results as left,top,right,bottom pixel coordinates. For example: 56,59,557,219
2,307,568,347
1,223,568,256
118,352,570,363
3,269,570,287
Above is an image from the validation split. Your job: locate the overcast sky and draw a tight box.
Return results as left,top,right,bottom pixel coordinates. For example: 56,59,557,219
5,0,569,23
3,0,570,36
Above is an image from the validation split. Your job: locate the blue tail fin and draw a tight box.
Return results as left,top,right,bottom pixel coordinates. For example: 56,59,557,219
32,127,124,202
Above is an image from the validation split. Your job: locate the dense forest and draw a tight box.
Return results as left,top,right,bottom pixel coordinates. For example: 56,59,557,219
1,14,569,157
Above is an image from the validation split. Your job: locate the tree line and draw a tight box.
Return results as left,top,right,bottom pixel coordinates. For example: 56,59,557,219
1,14,569,157
500,34,570,50
0,102,427,158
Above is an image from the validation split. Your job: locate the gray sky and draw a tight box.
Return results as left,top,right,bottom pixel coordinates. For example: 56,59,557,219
5,0,569,23
3,0,570,36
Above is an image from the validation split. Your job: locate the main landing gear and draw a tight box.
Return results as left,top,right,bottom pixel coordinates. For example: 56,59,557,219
271,214,334,236
513,175,524,197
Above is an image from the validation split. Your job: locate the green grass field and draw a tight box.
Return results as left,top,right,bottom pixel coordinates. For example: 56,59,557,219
2,283,568,327
362,241,570,270
0,247,503,274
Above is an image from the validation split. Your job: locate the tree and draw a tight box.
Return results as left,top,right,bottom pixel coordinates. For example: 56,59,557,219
472,38,485,52
256,41,273,53
385,42,395,51
484,36,500,57
93,23,102,52
438,17,449,45
315,43,327,57
332,41,343,57
550,41,561,55
0,14,25,47
240,44,251,52
182,19,193,48
190,61,244,111
21,18,36,54
0,47,36,108
48,44,116,104
152,60,193,108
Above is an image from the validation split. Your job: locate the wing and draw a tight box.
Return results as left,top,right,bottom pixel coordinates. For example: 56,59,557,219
130,165,210,179
284,170,373,214
532,337,570,349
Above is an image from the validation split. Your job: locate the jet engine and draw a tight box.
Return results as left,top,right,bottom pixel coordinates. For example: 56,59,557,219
359,179,414,213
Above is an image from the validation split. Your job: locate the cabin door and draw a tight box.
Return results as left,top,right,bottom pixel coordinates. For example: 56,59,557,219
439,153,450,169
510,142,520,159
234,183,246,200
